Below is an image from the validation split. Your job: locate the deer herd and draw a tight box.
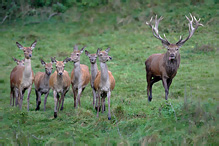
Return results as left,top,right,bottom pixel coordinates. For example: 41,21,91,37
9,14,203,120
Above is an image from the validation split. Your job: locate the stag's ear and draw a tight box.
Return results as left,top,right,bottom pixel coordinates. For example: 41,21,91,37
63,57,71,64
16,42,24,50
51,57,56,64
85,50,89,56
162,42,170,49
80,47,85,54
41,59,46,66
31,40,37,50
105,47,110,53
73,45,78,51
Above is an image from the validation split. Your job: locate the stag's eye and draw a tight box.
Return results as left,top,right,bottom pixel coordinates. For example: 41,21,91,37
100,54,103,56
176,48,179,50
76,54,79,56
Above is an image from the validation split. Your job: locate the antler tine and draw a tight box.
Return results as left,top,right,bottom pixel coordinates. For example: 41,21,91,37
176,13,203,46
146,15,170,46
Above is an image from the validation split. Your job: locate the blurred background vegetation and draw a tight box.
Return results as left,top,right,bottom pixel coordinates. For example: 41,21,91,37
0,0,218,145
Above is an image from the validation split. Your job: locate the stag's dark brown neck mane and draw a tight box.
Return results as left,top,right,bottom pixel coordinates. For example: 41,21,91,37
164,52,180,78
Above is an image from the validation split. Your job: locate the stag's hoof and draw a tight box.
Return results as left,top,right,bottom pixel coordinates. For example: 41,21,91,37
60,107,64,111
54,112,57,118
35,106,40,111
108,117,111,120
148,97,152,102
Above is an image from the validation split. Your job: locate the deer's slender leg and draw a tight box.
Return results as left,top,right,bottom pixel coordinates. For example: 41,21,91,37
44,90,49,111
92,88,96,109
167,78,172,90
107,91,111,120
146,73,152,102
53,90,58,118
76,88,82,108
35,91,41,111
27,86,32,111
97,91,100,117
10,89,13,106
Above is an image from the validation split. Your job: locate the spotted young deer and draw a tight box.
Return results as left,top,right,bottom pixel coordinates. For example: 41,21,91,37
94,48,115,120
145,14,203,101
85,50,99,109
34,59,53,111
10,57,25,106
12,57,25,66
10,41,36,110
70,45,91,108
49,57,71,118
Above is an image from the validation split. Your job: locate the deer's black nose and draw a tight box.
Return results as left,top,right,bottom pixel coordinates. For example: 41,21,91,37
59,72,62,75
170,54,174,57
29,54,32,57
109,56,112,60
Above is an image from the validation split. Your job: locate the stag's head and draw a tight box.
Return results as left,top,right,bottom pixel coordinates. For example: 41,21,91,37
85,50,98,64
40,59,53,76
97,48,112,63
146,14,203,61
16,40,37,59
51,57,70,76
70,45,85,63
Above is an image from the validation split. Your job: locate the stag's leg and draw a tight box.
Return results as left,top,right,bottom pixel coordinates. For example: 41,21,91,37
10,89,13,106
162,77,169,100
35,89,38,108
53,90,58,118
76,88,82,108
107,91,111,120
167,78,172,90
92,88,96,109
146,73,153,102
35,91,42,111
27,86,32,111
72,86,77,108
149,76,161,101
44,90,50,111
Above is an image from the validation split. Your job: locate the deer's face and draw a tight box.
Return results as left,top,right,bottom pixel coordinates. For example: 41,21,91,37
166,44,179,60
23,48,33,59
45,63,53,76
70,47,85,63
55,61,65,76
85,50,98,64
98,48,112,63
16,41,37,59
13,57,25,66
70,50,81,62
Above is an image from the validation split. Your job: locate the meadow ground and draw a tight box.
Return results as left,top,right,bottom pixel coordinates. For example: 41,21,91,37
0,1,218,145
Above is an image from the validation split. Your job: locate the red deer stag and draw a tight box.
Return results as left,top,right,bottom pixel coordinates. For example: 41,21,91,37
85,50,99,109
94,48,115,120
49,57,71,118
34,59,53,111
70,45,90,108
145,14,203,101
10,41,36,110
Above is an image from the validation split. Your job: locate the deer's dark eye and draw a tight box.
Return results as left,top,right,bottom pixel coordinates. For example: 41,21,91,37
76,54,79,56
100,54,103,56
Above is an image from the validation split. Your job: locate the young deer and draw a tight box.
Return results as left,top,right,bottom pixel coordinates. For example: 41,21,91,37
94,48,115,120
70,45,91,108
49,57,71,118
34,59,53,111
10,41,36,110
12,57,25,66
10,57,25,106
145,14,203,101
85,50,99,109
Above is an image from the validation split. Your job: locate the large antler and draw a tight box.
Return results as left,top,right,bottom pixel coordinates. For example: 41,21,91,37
146,15,170,46
176,13,203,47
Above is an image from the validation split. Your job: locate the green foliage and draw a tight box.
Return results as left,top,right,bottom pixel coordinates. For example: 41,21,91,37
0,0,218,145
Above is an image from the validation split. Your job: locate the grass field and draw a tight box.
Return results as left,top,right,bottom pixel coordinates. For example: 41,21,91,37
0,1,218,145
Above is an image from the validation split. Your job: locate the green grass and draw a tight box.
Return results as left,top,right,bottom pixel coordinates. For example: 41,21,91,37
0,1,218,145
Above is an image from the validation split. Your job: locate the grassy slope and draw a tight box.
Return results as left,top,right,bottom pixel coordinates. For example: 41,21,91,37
0,1,218,145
